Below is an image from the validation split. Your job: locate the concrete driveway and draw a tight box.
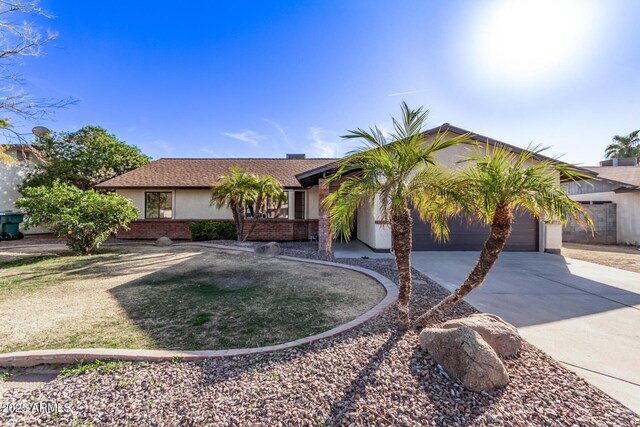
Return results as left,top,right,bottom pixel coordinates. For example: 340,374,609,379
411,251,640,414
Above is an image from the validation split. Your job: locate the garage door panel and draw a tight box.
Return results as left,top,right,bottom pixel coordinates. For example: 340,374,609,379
412,210,539,251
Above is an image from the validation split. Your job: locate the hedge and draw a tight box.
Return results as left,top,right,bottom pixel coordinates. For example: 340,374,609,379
189,221,236,241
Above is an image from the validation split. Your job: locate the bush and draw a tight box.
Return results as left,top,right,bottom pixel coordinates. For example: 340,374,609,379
189,221,236,241
16,181,140,255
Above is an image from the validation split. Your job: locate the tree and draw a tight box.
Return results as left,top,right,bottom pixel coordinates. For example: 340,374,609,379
16,181,140,255
605,130,640,159
210,167,286,241
414,145,593,328
0,1,73,142
244,174,287,239
22,126,151,190
323,103,475,329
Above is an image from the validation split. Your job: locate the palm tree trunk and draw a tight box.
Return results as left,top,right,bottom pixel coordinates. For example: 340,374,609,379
413,204,513,329
391,206,413,330
245,217,260,240
230,202,243,241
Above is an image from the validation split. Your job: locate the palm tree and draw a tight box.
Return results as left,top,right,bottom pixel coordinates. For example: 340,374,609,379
414,145,593,328
323,103,475,329
210,166,259,241
605,130,640,159
245,175,287,239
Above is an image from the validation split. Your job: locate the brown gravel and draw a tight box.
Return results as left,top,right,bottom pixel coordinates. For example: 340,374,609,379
562,243,640,273
1,242,639,426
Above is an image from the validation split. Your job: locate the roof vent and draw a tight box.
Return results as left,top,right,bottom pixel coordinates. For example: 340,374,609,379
286,153,306,159
600,158,638,167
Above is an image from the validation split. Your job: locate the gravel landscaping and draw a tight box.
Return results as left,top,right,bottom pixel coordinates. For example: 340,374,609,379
1,241,639,426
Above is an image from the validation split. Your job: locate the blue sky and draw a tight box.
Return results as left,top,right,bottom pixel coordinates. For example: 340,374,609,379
16,0,640,165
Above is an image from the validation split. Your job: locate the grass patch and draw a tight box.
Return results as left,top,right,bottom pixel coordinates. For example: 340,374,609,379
0,246,385,352
191,313,211,326
60,359,129,377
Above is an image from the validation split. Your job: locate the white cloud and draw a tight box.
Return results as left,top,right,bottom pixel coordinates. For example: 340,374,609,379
387,90,425,97
375,122,393,139
307,127,342,158
222,130,262,146
142,139,175,159
262,118,292,148
201,146,221,157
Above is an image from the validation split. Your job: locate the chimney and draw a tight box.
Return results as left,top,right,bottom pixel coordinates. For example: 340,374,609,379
286,153,306,159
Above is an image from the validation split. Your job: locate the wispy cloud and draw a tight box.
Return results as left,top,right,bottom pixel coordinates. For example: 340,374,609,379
262,118,292,148
222,130,262,146
201,146,221,157
387,89,425,97
144,139,175,159
375,122,393,139
308,127,341,158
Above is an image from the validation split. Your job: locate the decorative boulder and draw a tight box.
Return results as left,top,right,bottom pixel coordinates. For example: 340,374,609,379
255,241,281,257
441,313,522,357
155,236,173,246
420,327,509,391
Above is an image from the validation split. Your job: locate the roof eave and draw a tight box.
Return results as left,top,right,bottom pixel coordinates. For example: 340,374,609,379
426,123,598,179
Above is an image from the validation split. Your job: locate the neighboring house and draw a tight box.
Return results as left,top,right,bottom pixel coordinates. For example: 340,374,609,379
564,157,640,245
96,124,577,253
0,144,47,235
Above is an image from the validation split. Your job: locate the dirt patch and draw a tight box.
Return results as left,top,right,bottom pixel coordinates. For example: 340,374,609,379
562,243,640,273
0,246,385,352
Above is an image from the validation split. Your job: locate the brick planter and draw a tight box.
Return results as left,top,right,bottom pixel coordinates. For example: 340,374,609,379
117,219,319,241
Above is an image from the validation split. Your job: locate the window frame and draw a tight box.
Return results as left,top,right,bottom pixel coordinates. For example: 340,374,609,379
293,190,306,220
144,191,174,219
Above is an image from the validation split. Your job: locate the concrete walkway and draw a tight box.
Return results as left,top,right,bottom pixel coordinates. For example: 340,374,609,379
411,251,640,414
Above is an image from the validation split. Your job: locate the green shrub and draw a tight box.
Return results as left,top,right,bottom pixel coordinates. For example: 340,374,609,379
189,221,236,241
16,181,140,255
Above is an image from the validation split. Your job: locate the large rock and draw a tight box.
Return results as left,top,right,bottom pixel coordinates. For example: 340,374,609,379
441,313,521,357
155,236,173,246
419,327,509,391
254,241,281,256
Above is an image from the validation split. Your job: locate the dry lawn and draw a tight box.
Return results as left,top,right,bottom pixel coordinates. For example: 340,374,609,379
0,245,385,353
562,242,640,273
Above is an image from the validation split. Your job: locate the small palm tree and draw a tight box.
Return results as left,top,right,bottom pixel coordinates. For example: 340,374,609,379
323,102,475,329
605,130,640,159
210,166,259,241
245,175,287,239
414,145,593,328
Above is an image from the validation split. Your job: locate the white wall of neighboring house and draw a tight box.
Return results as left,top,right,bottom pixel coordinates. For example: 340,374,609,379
571,191,640,245
0,146,48,234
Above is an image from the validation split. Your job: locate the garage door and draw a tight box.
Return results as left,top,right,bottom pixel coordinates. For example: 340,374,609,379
411,209,539,251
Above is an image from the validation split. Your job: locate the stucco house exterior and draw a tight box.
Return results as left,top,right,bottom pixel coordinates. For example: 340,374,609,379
563,157,640,245
0,144,47,235
96,124,572,253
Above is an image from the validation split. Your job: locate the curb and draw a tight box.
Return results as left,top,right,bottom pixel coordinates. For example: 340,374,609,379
0,243,398,367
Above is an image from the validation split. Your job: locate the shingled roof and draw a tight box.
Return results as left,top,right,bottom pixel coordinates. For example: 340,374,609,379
585,166,640,188
94,158,338,189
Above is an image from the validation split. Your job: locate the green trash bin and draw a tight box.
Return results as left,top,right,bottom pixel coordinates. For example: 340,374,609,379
0,212,25,241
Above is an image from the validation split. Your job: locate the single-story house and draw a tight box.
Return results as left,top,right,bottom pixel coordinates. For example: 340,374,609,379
0,144,48,234
96,124,578,253
563,157,640,245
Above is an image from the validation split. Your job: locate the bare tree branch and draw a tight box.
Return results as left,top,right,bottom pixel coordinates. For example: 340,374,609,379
0,1,74,139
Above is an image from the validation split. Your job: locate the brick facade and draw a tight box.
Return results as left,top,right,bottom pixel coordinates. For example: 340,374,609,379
117,219,319,241
318,178,332,256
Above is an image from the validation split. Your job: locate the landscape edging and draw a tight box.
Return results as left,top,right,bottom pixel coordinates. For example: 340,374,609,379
0,242,398,367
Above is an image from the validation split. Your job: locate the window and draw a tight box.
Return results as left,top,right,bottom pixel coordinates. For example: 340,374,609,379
294,191,305,219
269,192,289,218
246,193,290,219
145,192,173,219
